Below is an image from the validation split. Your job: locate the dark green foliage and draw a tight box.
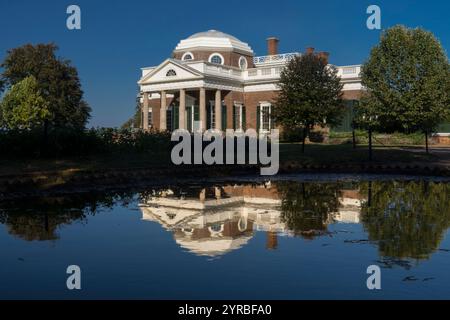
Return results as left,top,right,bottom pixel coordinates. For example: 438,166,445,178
361,181,450,260
277,181,342,238
274,53,344,151
0,43,91,129
356,26,450,153
0,128,172,158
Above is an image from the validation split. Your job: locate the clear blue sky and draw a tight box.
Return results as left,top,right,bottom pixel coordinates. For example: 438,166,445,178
1,0,449,127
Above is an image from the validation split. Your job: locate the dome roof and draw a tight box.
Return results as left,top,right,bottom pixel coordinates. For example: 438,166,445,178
174,30,253,55
187,30,240,41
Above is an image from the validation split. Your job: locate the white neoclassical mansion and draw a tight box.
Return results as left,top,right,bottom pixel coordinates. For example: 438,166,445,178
137,30,364,133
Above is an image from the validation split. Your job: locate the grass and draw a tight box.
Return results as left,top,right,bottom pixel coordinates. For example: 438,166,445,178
280,143,441,164
0,142,448,178
328,130,426,146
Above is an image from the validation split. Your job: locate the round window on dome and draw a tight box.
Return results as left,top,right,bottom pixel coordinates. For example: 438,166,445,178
209,53,224,65
239,56,248,70
182,52,194,61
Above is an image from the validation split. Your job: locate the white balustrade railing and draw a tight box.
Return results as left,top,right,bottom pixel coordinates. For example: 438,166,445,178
253,52,300,65
337,65,362,78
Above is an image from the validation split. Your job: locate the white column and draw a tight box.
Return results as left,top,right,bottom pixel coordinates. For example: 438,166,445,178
199,88,206,131
179,89,186,130
215,89,222,131
143,92,149,131
160,91,167,131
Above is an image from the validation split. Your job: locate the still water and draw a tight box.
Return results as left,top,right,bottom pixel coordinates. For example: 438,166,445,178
1,175,450,299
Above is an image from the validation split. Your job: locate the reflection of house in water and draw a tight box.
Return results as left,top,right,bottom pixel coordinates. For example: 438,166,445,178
335,190,362,224
139,183,362,257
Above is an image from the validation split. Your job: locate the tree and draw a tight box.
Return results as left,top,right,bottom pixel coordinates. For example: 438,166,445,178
122,96,142,129
277,181,342,238
360,181,450,260
0,43,91,130
359,25,450,154
274,53,344,153
0,76,50,129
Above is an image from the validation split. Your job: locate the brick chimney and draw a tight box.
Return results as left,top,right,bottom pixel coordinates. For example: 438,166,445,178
306,47,315,55
317,51,330,64
267,37,279,56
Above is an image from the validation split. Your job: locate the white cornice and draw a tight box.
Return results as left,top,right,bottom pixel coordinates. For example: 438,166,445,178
175,37,254,55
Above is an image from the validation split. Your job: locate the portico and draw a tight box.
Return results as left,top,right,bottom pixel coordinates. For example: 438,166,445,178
142,87,225,132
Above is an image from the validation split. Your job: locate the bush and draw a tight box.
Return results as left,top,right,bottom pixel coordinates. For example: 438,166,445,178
0,128,172,158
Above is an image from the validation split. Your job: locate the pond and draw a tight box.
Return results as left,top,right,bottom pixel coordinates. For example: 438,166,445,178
1,175,450,300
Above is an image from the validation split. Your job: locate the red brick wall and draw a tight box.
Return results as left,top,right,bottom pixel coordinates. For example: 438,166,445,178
243,91,279,130
342,90,362,100
143,89,365,132
173,50,254,68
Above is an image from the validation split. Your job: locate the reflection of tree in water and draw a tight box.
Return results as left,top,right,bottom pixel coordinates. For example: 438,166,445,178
361,181,450,260
277,182,342,239
0,191,135,241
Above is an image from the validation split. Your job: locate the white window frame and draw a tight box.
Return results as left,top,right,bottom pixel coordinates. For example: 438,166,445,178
181,52,194,61
208,102,216,129
208,53,225,65
238,56,248,70
234,103,244,132
260,102,272,133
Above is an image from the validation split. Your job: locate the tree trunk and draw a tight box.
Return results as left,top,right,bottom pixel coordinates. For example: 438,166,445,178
368,181,372,208
301,127,307,153
352,129,356,149
425,131,429,154
368,128,373,161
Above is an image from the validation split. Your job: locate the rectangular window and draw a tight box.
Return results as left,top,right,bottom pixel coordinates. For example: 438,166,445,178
166,108,172,132
209,103,216,129
148,109,153,128
261,104,272,132
234,104,243,131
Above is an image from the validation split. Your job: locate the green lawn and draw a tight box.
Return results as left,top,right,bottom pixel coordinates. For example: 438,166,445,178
0,143,448,177
280,143,442,164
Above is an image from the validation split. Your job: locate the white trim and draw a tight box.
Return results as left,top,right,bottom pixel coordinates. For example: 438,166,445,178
259,102,272,133
208,53,225,65
175,36,254,56
239,56,248,70
181,52,195,61
233,103,244,131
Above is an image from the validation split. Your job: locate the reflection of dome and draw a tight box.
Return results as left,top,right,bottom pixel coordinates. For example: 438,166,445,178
174,30,254,55
175,236,252,257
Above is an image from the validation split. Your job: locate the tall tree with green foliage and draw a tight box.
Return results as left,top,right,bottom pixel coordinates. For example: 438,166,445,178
358,25,450,154
0,76,50,129
0,43,91,130
274,53,344,153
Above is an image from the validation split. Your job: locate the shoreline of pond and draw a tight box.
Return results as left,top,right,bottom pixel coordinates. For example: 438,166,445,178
1,162,450,200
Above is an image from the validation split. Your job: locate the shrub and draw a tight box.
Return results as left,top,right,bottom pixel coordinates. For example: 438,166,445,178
0,128,172,158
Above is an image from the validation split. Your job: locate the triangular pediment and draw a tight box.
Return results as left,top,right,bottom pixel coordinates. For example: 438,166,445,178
139,59,203,84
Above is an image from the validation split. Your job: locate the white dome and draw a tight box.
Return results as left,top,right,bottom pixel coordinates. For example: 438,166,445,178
187,30,240,41
174,30,253,55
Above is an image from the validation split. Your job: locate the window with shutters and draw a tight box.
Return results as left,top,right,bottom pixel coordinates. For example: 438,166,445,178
260,103,272,132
